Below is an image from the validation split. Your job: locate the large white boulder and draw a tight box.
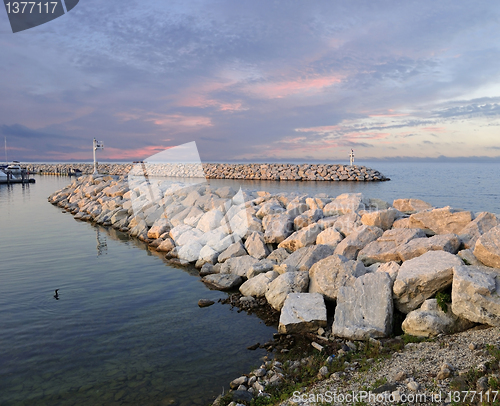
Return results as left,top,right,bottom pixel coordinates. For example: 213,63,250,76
177,241,203,263
309,254,366,301
256,200,285,219
169,207,192,227
402,299,475,337
393,198,433,213
197,245,219,266
278,223,322,253
293,209,323,230
473,225,500,268
265,271,309,311
452,265,500,326
263,214,294,244
197,209,225,233
333,212,362,236
220,255,260,277
156,238,175,252
175,228,204,247
334,225,383,260
147,218,170,239
360,208,400,231
375,261,401,282
459,212,498,249
323,193,368,216
244,232,270,259
239,271,279,297
358,228,426,265
316,227,344,248
277,245,335,273
183,206,205,227
393,251,463,313
218,241,247,263
332,272,393,340
278,293,327,334
409,207,474,235
247,259,275,278
202,273,243,291
396,234,461,261
169,224,193,242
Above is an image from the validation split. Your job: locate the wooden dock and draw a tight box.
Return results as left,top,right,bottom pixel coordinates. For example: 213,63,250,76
0,171,36,185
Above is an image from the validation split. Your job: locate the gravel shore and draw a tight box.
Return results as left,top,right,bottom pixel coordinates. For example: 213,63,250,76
276,326,500,406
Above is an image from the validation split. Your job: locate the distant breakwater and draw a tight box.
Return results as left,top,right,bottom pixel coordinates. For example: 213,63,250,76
30,163,389,181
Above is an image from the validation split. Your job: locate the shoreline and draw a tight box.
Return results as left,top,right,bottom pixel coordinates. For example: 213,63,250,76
48,173,500,405
32,162,389,181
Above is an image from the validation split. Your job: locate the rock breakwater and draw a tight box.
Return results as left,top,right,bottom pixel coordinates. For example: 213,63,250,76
34,162,389,181
49,174,500,403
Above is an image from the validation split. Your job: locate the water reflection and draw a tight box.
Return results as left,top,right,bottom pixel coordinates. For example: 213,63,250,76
96,228,108,256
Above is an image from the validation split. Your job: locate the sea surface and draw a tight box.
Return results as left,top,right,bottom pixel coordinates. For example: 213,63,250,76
0,161,498,406
0,177,275,406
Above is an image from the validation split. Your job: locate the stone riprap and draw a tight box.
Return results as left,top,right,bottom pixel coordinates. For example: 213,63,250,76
33,162,389,181
49,174,500,343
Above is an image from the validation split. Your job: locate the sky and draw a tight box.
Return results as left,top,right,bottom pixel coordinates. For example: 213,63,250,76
1,0,500,163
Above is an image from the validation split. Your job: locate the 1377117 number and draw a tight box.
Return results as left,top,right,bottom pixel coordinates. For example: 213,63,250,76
5,2,59,14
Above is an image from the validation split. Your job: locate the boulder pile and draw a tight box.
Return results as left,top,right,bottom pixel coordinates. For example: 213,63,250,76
48,174,500,342
34,162,389,181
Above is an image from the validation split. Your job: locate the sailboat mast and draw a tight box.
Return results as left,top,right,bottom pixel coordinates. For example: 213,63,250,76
4,137,7,164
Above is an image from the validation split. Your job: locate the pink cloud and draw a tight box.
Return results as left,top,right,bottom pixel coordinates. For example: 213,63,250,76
422,126,447,133
246,75,343,99
295,125,341,133
368,113,409,118
115,111,213,129
147,114,212,128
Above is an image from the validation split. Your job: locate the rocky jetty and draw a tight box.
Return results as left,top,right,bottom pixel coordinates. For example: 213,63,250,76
48,174,500,404
35,162,389,181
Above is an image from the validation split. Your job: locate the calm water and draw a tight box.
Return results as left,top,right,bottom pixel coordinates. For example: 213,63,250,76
0,162,498,405
205,162,500,215
0,177,275,406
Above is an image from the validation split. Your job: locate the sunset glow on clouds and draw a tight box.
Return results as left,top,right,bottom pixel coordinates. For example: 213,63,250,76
1,1,500,162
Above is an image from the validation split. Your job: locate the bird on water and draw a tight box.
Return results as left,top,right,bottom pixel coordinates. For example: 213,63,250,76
54,289,59,300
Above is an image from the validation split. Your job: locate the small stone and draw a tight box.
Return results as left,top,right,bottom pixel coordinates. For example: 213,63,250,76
437,368,451,380
248,376,257,386
392,390,401,402
407,380,420,391
441,362,454,371
253,368,266,377
477,364,487,373
346,341,357,351
253,381,265,392
318,366,329,378
198,299,215,308
269,373,284,385
237,384,247,391
232,390,253,403
394,371,407,382
477,376,489,391
317,327,325,336
230,376,248,389
247,343,260,351
311,342,324,352
199,263,216,276
469,343,478,350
